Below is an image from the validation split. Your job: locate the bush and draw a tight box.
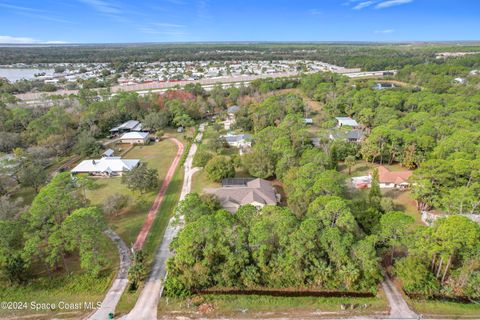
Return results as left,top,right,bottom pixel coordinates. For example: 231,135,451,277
193,148,214,167
204,155,235,182
103,193,130,216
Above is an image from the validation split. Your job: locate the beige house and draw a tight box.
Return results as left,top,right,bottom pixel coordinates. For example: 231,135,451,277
206,178,278,213
120,132,149,144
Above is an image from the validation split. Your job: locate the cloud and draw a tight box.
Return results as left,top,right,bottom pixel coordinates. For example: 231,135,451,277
309,9,323,15
375,0,413,9
0,3,72,23
0,3,43,12
153,23,186,28
0,35,67,44
78,0,121,14
374,29,395,34
353,1,375,10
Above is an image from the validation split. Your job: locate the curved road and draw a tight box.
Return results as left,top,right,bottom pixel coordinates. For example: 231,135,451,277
88,229,131,320
122,123,206,320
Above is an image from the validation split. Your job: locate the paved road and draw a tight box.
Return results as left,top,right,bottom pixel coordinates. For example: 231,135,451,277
88,229,131,320
381,276,418,319
122,123,206,320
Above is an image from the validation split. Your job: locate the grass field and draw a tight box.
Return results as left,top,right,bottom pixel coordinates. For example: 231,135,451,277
191,169,220,194
157,293,389,319
408,299,480,317
85,138,179,245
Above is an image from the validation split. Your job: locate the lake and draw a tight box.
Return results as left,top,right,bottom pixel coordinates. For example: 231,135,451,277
0,68,54,82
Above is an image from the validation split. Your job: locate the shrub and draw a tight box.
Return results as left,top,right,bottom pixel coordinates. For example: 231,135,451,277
103,193,130,216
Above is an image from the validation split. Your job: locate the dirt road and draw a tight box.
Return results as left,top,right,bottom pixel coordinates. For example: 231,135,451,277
133,137,184,251
122,124,205,320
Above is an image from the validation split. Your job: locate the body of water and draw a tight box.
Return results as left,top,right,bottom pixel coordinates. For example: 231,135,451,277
0,68,54,82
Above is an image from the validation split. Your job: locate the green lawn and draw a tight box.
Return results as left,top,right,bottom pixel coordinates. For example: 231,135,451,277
158,293,388,318
191,170,220,194
408,299,480,317
85,139,179,245
0,234,118,319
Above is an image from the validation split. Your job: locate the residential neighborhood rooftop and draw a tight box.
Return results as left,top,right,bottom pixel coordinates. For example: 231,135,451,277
71,157,140,175
206,178,277,213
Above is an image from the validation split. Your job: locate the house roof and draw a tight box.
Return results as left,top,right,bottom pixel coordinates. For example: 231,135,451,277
222,133,252,143
227,105,240,113
377,166,412,185
329,129,364,141
102,148,114,157
110,120,142,132
121,131,149,140
71,157,139,173
335,117,359,127
206,178,277,212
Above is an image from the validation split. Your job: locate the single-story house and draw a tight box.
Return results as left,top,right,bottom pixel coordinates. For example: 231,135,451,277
329,129,364,142
227,105,240,115
71,157,139,176
205,178,278,213
378,166,412,189
221,133,252,149
120,131,149,144
351,165,412,189
335,117,359,128
372,82,395,90
110,120,143,134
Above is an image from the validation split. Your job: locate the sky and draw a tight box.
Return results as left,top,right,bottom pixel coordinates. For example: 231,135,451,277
0,0,479,44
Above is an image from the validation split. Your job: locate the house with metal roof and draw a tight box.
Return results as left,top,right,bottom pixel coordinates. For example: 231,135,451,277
71,157,140,176
120,131,149,144
110,120,143,134
335,117,359,128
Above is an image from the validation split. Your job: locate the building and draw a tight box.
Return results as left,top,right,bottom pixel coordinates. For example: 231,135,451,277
120,132,149,144
221,133,252,149
227,105,240,115
71,157,139,176
377,166,412,189
329,129,364,142
304,118,313,125
110,120,143,134
351,165,412,189
372,82,395,90
454,77,466,84
102,148,114,158
206,178,278,213
335,117,359,128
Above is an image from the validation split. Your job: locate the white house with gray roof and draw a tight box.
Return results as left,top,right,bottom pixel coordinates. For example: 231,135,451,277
71,157,139,176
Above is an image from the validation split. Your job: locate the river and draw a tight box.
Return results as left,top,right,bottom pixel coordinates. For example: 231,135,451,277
0,68,54,82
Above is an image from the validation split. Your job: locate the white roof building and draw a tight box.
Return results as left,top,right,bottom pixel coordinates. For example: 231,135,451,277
335,117,359,127
120,132,149,140
71,157,139,176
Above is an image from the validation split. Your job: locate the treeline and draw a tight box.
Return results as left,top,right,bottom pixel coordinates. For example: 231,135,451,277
300,68,480,215
165,94,397,296
3,43,480,70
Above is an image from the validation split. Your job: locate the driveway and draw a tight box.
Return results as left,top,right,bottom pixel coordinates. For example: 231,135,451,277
122,124,205,320
87,229,131,320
